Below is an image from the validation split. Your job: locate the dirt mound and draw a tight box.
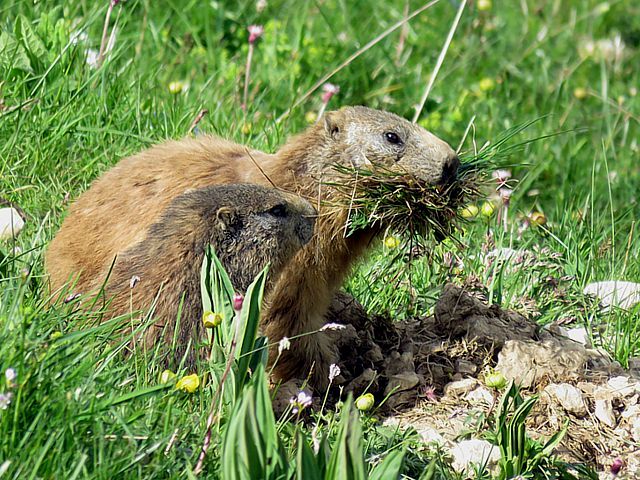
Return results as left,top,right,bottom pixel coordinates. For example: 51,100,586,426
327,284,623,410
319,284,640,475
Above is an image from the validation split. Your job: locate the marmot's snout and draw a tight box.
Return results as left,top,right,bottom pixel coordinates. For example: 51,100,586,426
283,193,317,246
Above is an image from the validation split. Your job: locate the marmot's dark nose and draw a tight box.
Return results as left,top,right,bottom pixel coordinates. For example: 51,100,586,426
440,154,460,185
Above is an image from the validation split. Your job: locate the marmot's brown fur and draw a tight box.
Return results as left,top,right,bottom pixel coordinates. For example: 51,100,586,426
91,184,315,364
45,106,459,389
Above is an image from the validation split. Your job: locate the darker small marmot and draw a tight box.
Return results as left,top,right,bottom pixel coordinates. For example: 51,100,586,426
95,184,316,364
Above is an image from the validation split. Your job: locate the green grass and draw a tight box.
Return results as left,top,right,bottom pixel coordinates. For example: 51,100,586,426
1,0,639,477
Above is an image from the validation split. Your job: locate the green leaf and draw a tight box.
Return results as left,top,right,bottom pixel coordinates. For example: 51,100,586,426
296,430,322,480
234,264,268,392
325,397,367,480
221,368,288,480
0,31,33,73
15,15,47,61
369,449,404,480
200,246,235,350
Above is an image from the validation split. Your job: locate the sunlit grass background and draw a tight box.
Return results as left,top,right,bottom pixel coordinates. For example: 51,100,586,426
1,0,639,477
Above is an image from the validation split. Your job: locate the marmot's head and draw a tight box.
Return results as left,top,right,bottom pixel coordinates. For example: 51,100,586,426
311,106,459,185
191,185,316,292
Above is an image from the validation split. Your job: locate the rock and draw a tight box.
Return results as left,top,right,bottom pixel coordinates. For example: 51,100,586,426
632,418,640,443
455,359,478,375
449,439,500,473
416,426,446,446
465,386,495,406
552,326,591,346
0,207,25,240
496,337,617,388
344,368,377,395
594,398,617,428
384,351,415,377
584,281,640,310
385,371,420,396
607,376,639,397
543,383,588,417
364,344,384,364
272,379,304,415
444,378,479,397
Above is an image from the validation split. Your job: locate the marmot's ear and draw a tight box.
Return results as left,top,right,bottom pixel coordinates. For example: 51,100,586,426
323,111,342,140
216,206,237,230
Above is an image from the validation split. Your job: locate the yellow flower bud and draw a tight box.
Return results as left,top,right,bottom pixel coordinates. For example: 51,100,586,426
477,0,492,11
529,211,547,226
480,201,495,217
305,111,318,124
241,122,252,135
478,78,495,92
384,236,400,249
168,81,186,94
484,370,507,389
355,393,375,411
176,374,199,393
202,311,223,328
460,204,479,218
573,87,587,100
160,369,176,384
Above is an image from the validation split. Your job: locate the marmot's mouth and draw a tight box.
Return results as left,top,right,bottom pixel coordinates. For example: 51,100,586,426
323,164,477,243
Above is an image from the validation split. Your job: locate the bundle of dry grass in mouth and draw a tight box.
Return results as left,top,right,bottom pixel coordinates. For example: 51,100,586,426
325,163,480,242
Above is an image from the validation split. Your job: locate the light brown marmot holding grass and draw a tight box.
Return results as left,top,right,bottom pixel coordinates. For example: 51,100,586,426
45,106,459,389
91,184,315,364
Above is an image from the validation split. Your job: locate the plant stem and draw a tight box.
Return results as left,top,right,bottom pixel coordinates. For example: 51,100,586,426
242,44,254,111
97,1,115,68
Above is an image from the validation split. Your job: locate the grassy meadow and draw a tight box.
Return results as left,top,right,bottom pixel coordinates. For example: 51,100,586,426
1,0,639,478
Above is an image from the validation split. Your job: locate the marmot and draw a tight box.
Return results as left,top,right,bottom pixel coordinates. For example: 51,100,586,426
45,106,459,388
90,184,315,364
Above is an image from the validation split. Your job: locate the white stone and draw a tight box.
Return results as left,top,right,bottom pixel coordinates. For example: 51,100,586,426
444,378,479,397
0,208,24,240
544,383,587,417
564,327,591,346
621,404,640,420
607,376,639,397
465,386,495,406
450,439,500,473
584,281,640,310
632,418,640,443
417,426,446,446
594,398,616,428
485,248,532,267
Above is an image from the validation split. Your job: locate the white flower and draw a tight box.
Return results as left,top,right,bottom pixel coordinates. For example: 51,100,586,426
256,0,267,12
290,390,312,414
129,275,140,289
278,336,290,354
85,49,99,69
498,188,513,202
321,83,340,103
70,30,88,45
319,323,347,331
328,364,341,383
247,25,264,44
0,392,12,410
492,169,511,182
5,368,16,383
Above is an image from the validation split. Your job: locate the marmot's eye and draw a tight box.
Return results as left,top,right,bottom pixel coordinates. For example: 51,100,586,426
384,131,403,145
268,204,288,218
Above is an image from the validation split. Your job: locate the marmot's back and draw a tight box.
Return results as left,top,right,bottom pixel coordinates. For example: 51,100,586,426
45,136,271,296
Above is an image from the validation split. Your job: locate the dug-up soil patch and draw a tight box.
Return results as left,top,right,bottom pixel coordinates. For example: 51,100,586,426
324,284,640,476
